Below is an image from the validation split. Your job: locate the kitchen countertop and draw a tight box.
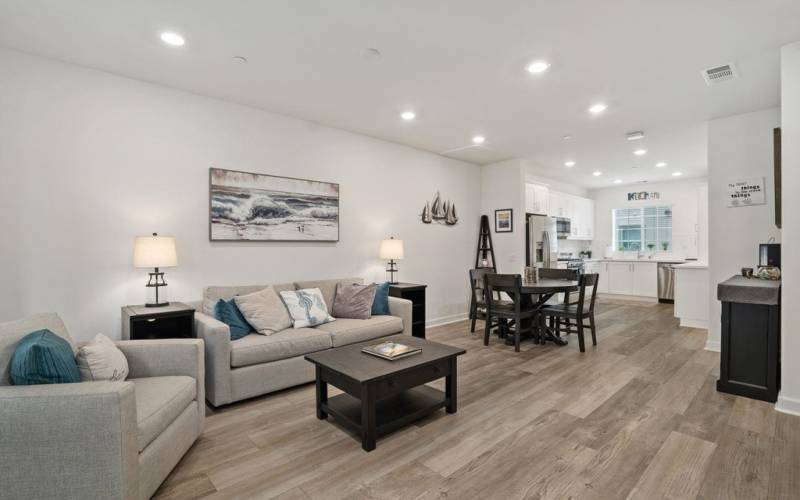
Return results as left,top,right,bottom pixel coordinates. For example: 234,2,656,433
673,261,708,270
584,258,688,264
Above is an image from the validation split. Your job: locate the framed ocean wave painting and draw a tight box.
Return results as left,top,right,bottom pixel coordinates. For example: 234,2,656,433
209,168,339,242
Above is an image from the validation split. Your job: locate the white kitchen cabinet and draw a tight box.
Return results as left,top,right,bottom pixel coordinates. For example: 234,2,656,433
633,262,658,298
584,261,609,293
607,262,635,295
525,183,550,215
568,196,594,240
549,191,573,219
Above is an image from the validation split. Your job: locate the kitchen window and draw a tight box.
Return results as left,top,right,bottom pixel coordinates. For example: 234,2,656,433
613,206,672,252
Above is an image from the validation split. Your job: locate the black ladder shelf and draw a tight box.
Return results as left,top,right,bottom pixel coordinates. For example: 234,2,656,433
474,215,497,272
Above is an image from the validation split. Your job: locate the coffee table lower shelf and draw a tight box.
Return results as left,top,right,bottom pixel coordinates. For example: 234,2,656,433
323,385,447,441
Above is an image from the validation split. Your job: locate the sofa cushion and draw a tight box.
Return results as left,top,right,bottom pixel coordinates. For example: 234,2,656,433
234,286,292,335
315,316,404,347
230,328,332,368
332,283,377,320
0,313,76,386
202,283,295,316
131,375,196,452
294,278,363,314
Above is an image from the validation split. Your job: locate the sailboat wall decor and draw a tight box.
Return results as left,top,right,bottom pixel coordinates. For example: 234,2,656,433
421,191,458,226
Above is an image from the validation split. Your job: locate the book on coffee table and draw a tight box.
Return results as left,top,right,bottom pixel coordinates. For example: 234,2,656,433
361,341,421,361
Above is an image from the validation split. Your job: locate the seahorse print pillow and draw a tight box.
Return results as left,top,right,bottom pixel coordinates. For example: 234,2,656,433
279,288,336,328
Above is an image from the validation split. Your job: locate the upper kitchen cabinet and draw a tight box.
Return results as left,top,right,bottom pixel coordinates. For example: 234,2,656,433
568,196,595,241
548,191,574,219
525,183,550,215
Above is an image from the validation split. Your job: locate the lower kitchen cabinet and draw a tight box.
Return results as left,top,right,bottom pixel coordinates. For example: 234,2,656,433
600,261,658,298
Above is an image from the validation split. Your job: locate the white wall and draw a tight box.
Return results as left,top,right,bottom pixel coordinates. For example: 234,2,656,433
779,42,800,415
0,48,481,340
480,159,525,274
707,107,781,352
589,178,708,259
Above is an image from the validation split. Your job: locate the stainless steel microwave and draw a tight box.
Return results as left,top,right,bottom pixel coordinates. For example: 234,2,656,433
556,217,571,238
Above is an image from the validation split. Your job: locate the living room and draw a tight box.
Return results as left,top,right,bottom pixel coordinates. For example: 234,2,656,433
2,2,800,499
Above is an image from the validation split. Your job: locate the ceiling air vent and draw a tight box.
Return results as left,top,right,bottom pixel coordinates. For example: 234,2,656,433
701,63,737,86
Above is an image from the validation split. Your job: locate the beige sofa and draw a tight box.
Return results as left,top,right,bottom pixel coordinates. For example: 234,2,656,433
194,278,413,407
0,313,205,500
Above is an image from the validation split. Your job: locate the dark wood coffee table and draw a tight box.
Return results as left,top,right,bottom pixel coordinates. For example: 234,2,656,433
305,335,465,451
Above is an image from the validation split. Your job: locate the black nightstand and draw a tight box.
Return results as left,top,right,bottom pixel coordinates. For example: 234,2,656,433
121,302,195,340
388,283,426,338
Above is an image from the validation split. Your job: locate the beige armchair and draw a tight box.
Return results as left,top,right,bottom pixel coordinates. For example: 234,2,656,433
0,313,205,500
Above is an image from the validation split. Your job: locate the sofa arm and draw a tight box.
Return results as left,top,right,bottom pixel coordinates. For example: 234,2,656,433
0,382,138,500
388,296,414,336
116,339,205,432
194,312,233,406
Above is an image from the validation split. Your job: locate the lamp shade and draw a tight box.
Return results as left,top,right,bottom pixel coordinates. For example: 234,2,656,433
379,238,404,260
133,234,177,268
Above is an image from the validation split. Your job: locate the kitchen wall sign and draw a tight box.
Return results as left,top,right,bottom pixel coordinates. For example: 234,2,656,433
627,191,660,201
727,177,766,207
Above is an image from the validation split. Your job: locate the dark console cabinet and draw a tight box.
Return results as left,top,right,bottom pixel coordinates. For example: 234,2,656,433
389,283,426,338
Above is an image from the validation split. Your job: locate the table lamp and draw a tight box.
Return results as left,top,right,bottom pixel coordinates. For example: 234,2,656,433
133,233,177,307
379,237,404,284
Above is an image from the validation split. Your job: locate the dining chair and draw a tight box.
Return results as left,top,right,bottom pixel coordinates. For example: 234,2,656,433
537,268,579,305
468,269,513,333
540,273,599,352
483,273,537,352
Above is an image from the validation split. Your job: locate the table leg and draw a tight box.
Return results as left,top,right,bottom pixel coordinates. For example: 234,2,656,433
315,366,328,420
446,358,457,414
361,384,376,452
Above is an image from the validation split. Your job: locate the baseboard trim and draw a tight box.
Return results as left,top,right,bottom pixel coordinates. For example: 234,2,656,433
704,339,721,352
426,313,468,328
596,293,658,303
776,394,800,416
680,318,708,330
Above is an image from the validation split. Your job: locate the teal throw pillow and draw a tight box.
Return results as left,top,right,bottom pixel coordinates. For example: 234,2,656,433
10,329,81,385
371,282,391,315
214,298,252,340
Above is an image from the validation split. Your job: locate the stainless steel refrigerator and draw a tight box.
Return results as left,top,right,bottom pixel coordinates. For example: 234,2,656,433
526,214,558,268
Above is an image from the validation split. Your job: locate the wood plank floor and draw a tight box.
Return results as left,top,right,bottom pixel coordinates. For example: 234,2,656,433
154,299,800,500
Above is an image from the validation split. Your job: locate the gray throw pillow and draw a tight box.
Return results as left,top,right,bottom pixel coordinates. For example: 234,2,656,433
332,283,377,320
234,286,292,335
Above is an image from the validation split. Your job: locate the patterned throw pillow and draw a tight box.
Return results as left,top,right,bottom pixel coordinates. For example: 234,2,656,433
279,288,335,328
76,334,129,382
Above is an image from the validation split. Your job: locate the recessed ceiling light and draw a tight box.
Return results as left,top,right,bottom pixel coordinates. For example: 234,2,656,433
614,179,623,184
562,135,572,140
400,111,416,121
633,149,647,156
526,60,550,74
564,160,576,167
672,171,683,177
472,135,486,145
592,171,602,177
232,56,248,63
655,162,667,168
588,103,608,114
160,32,185,47
626,131,645,141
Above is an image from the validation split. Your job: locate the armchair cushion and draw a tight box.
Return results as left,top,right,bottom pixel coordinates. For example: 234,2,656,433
131,376,196,452
1,313,76,386
10,330,81,385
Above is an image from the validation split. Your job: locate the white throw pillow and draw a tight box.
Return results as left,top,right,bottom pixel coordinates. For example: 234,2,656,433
234,286,292,335
279,288,336,328
76,334,129,382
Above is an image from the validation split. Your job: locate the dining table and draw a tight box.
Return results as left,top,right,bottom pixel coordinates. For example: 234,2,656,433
510,278,579,346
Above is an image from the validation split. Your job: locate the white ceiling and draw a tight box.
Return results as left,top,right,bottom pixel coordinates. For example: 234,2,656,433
1,0,798,187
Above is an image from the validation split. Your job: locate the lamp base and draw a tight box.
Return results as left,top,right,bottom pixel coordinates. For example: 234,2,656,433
386,260,399,285
145,301,171,308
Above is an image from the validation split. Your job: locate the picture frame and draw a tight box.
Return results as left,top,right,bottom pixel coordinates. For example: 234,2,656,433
494,208,513,233
209,167,340,242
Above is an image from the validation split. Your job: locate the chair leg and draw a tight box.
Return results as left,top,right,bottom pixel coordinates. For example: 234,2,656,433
577,319,586,352
470,316,476,333
483,316,491,346
514,316,521,352
590,315,597,346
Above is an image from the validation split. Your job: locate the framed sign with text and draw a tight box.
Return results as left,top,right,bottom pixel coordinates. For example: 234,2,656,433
727,177,766,207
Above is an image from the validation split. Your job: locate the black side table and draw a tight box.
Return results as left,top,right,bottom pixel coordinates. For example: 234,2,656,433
388,283,426,338
121,302,195,340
